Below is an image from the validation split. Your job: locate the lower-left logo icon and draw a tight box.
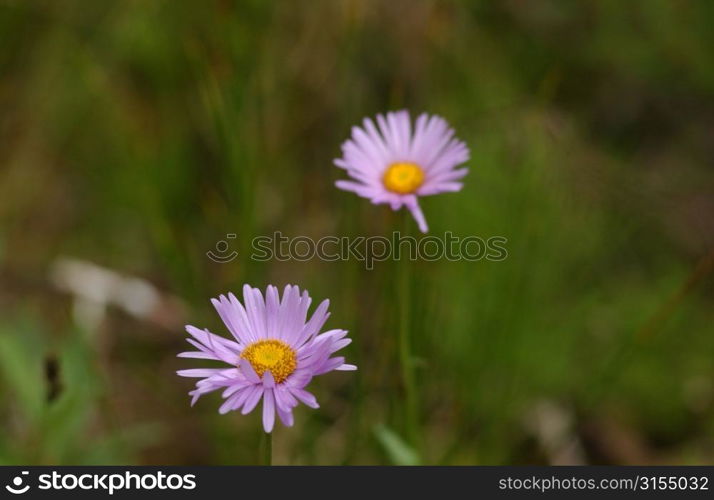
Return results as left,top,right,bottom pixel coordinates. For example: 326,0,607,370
5,471,30,495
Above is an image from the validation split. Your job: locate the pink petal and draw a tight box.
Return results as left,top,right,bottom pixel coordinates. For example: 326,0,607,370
239,358,261,384
404,196,429,233
262,389,275,433
241,386,264,415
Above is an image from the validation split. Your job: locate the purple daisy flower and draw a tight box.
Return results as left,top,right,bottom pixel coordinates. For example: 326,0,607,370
177,284,356,433
334,110,470,233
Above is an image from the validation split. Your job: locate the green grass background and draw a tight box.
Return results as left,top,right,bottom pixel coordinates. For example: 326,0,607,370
0,0,713,464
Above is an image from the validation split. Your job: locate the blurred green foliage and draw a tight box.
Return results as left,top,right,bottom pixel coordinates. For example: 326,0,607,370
0,0,713,464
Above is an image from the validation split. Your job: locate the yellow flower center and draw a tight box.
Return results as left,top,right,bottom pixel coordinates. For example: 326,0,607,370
383,162,425,194
240,339,297,384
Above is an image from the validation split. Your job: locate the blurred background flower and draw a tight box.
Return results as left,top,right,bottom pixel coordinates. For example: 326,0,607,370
335,110,470,233
0,0,713,465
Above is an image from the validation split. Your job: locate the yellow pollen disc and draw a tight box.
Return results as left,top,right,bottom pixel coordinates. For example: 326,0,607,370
240,339,297,384
382,162,425,194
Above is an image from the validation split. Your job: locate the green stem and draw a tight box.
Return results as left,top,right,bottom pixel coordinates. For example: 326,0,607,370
260,431,272,465
398,212,420,453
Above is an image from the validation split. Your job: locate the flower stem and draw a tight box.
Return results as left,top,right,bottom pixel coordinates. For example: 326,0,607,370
260,431,272,465
399,212,420,453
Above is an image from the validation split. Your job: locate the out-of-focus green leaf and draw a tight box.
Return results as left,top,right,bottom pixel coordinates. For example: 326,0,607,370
374,424,421,466
0,324,45,423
